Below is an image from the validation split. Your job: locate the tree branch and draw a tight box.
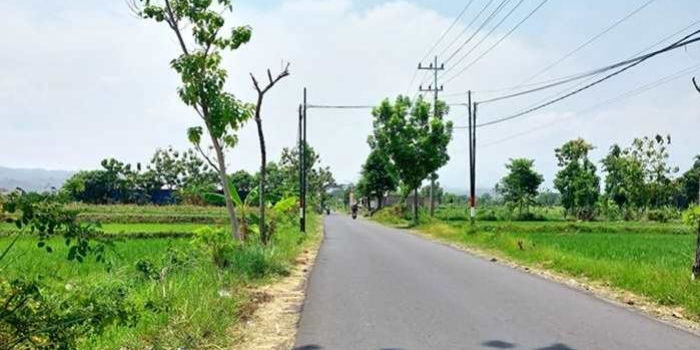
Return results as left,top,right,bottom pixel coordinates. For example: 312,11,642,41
250,62,291,96
164,0,190,56
194,143,220,173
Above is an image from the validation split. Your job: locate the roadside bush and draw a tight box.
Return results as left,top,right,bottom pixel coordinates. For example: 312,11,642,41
0,277,138,350
191,226,238,268
229,244,289,279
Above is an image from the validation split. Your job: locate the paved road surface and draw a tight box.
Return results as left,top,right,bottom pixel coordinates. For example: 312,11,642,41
294,215,700,350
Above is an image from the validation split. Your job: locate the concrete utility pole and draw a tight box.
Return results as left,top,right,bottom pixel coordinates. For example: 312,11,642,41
467,91,478,224
298,103,305,233
418,56,444,217
301,88,308,233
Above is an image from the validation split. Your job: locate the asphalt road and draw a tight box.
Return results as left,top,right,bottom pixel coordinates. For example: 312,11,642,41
293,215,700,350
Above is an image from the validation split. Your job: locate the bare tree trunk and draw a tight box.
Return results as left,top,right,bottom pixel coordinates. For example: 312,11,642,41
430,176,435,217
211,136,240,240
255,110,267,244
250,65,290,244
413,188,419,225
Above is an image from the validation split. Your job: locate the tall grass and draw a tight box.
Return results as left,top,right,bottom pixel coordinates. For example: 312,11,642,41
0,212,319,349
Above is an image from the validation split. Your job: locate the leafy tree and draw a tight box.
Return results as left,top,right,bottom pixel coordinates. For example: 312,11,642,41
61,158,139,204
149,147,217,193
149,147,181,190
370,96,453,224
554,138,600,220
230,170,255,199
420,181,444,206
358,149,398,210
536,188,561,207
679,156,700,208
277,143,336,210
137,0,254,240
601,144,645,212
250,64,290,243
629,135,679,208
496,158,544,217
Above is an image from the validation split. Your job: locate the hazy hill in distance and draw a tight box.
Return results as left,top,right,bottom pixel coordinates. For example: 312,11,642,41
0,166,74,192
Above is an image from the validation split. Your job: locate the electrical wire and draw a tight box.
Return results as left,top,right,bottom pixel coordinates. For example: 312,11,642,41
476,62,700,147
437,0,499,64
458,17,700,97
476,29,700,127
444,0,513,65
476,28,700,105
441,0,527,79
445,17,700,98
443,0,551,84
420,0,478,64
408,0,478,95
513,0,656,89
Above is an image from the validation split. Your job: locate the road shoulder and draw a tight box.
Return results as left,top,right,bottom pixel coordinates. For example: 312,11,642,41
230,221,324,350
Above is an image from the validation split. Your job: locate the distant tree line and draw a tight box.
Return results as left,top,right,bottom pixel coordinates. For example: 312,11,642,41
60,144,336,209
491,135,699,221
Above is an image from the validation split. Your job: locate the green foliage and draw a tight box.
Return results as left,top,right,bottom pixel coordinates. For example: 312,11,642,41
357,149,398,210
554,138,600,220
496,158,544,217
536,188,560,207
420,180,444,205
683,205,700,226
0,278,138,350
192,226,238,268
277,144,336,209
138,0,258,240
369,96,453,223
678,156,700,208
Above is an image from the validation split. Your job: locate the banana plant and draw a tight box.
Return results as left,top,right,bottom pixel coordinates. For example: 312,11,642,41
204,179,263,240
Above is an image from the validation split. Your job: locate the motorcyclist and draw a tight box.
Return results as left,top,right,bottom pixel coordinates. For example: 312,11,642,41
351,203,358,219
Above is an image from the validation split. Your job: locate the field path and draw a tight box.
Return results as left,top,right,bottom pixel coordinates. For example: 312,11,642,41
294,215,700,350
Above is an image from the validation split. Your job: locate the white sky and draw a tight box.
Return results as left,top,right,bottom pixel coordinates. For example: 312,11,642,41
1,0,699,191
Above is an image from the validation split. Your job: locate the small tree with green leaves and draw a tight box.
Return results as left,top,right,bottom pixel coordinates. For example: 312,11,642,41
135,0,253,240
370,96,453,225
496,158,544,218
554,138,600,220
359,149,398,211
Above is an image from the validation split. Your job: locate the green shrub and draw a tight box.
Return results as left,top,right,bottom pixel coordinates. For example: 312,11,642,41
191,226,238,269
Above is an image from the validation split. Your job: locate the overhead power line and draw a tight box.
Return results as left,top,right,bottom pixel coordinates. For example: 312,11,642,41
444,0,513,65
443,0,551,84
437,0,498,63
476,29,700,127
476,62,700,147
420,0,478,64
445,17,700,99
417,0,507,91
408,0,478,95
441,0,528,80
456,18,700,97
513,0,656,89
476,28,700,105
